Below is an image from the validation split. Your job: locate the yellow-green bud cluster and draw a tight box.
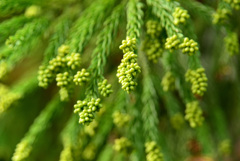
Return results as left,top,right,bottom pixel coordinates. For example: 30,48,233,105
98,79,113,97
161,71,175,91
179,37,199,56
24,5,41,18
73,68,90,86
165,35,181,51
74,98,102,125
56,72,73,87
218,139,231,156
212,8,231,24
185,101,204,128
112,111,131,128
66,52,81,70
145,141,163,161
143,20,164,63
59,87,70,102
84,120,98,136
58,45,70,56
56,73,73,101
60,145,73,161
82,144,96,160
38,45,81,88
146,20,162,37
143,38,164,63
224,0,240,10
113,137,132,153
119,37,136,54
173,7,190,25
38,65,54,88
224,32,239,56
185,68,208,96
12,140,32,161
117,45,141,93
170,113,185,130
0,84,21,113
48,55,67,71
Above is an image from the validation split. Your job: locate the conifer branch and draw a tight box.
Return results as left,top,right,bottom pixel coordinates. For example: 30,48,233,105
6,18,49,50
146,0,181,36
1,18,49,77
126,0,144,39
42,12,75,64
140,53,172,161
67,0,116,53
87,3,124,96
59,115,79,161
179,0,214,22
12,96,66,161
141,62,159,142
0,15,31,43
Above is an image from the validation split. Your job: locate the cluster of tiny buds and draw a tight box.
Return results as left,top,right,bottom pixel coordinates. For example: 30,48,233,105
38,44,81,88
146,20,162,37
82,144,96,160
59,144,73,161
185,68,208,97
73,68,90,86
56,72,73,87
224,32,239,56
113,137,132,154
66,53,81,70
24,5,42,18
112,111,131,128
74,98,102,125
12,140,32,161
170,113,185,130
224,0,240,10
179,37,199,56
117,52,141,93
38,65,53,88
98,79,113,97
117,37,141,93
165,35,181,51
185,101,204,128
143,38,164,63
161,71,175,92
84,120,98,136
212,8,231,24
59,87,71,102
145,141,163,161
218,139,231,156
173,7,190,25
143,20,164,63
0,84,21,113
58,45,70,57
119,37,137,54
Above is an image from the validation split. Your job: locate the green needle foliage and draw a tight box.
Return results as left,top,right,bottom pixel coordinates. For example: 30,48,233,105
0,0,240,161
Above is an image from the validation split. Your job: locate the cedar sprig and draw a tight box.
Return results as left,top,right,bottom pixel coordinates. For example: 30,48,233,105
59,116,79,161
0,15,31,43
126,0,144,39
12,96,65,161
67,0,116,53
147,0,182,36
87,3,124,96
140,54,160,143
73,3,123,126
1,18,49,75
5,18,49,49
179,0,214,22
42,12,75,64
